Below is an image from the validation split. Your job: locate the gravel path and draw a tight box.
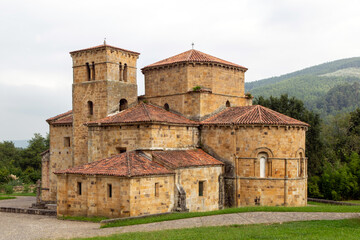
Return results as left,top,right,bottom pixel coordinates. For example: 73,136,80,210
0,211,359,240
0,196,36,208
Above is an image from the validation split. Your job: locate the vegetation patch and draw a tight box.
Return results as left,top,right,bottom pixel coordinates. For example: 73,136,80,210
0,196,16,200
76,218,360,240
101,202,360,228
59,216,108,223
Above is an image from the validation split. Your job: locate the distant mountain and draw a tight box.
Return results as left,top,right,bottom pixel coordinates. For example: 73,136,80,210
245,57,360,118
10,140,29,149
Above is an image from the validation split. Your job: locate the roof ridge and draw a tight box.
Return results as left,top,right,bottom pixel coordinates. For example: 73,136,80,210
126,152,131,177
141,103,152,121
187,49,193,61
234,106,256,123
258,105,289,123
257,105,263,122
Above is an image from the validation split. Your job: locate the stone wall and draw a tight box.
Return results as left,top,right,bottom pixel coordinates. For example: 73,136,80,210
88,124,199,162
145,92,251,121
142,63,250,120
201,125,307,207
42,125,73,202
129,176,175,216
71,46,139,167
71,46,138,84
56,174,174,218
176,166,223,212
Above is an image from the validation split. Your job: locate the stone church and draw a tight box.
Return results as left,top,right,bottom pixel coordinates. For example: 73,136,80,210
41,43,308,218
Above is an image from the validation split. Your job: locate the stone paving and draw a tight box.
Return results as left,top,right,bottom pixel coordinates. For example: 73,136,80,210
1,210,359,240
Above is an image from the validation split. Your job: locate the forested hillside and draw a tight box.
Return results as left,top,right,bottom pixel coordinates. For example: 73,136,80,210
246,57,360,118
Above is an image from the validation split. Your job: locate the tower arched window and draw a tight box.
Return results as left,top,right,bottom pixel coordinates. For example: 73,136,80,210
226,100,231,107
119,99,128,111
87,101,94,116
123,63,128,82
119,62,123,81
164,103,170,111
86,63,91,81
298,152,303,177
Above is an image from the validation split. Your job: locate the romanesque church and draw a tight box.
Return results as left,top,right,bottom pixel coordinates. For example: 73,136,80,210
41,43,308,218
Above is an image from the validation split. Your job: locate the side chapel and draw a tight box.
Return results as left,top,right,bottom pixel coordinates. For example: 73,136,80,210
41,43,308,218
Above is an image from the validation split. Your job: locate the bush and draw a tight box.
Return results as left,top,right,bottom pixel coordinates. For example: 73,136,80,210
4,184,13,194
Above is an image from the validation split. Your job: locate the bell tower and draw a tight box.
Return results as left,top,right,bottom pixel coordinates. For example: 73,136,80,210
70,43,140,166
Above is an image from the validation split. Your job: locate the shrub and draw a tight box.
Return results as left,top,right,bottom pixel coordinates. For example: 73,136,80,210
4,184,13,194
192,86,201,91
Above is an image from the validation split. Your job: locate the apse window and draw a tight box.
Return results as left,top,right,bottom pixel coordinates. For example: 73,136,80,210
108,184,112,198
199,181,205,197
77,182,82,195
64,137,70,147
155,182,160,197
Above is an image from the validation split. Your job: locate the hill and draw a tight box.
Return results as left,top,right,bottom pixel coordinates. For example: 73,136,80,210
246,57,360,118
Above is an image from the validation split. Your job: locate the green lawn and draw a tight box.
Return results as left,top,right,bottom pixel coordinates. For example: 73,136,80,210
344,200,360,204
0,196,16,200
101,202,360,228
75,218,360,240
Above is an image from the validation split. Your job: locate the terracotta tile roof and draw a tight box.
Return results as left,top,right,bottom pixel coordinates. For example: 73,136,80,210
142,49,247,71
201,105,309,127
46,110,73,125
87,103,197,126
55,151,173,177
70,44,140,55
152,149,224,169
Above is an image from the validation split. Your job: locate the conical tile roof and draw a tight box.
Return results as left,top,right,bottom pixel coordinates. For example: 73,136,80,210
142,49,247,71
201,105,309,126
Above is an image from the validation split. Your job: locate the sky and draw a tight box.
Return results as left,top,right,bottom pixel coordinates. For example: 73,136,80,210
1,0,360,141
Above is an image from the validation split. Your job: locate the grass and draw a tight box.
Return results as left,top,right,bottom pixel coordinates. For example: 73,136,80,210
101,202,360,228
75,218,360,240
344,200,360,204
58,216,108,223
0,192,36,197
0,196,16,200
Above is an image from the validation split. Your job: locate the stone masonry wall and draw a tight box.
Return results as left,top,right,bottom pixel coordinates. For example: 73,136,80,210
177,166,223,212
201,125,307,207
43,125,72,202
129,175,175,216
56,174,174,218
143,64,249,120
88,125,199,162
71,46,138,167
145,93,251,121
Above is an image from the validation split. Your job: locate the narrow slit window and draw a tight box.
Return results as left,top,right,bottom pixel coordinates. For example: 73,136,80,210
88,101,94,116
77,182,82,195
119,62,123,81
155,182,159,197
64,137,70,147
260,156,266,178
199,181,204,197
123,63,128,82
164,103,170,111
86,62,91,81
226,100,231,107
108,184,112,198
92,62,95,80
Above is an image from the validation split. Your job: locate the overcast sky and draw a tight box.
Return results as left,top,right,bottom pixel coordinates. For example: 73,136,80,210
1,0,360,141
